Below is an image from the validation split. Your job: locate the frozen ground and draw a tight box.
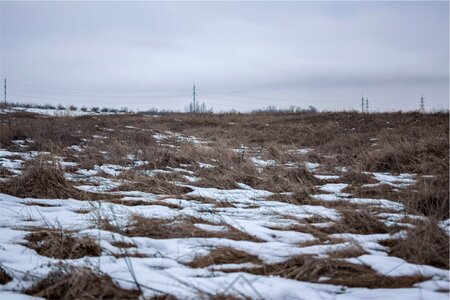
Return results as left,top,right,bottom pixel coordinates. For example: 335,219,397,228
0,129,448,299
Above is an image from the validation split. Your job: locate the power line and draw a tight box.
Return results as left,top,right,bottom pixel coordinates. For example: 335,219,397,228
8,88,189,99
3,78,6,106
5,79,429,112
420,95,425,113
193,84,196,113
362,96,365,112
8,81,191,94
7,94,188,104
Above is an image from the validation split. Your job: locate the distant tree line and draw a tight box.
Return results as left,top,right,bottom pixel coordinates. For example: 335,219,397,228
250,105,318,114
6,101,322,115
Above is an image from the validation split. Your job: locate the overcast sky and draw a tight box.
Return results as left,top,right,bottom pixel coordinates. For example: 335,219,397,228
1,1,448,112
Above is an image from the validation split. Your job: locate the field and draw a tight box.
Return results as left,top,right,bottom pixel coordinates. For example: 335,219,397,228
0,109,448,299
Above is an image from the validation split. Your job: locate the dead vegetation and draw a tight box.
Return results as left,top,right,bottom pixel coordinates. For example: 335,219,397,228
340,170,376,185
327,208,391,235
25,229,101,259
326,243,366,258
245,255,428,288
110,241,136,248
187,246,262,268
400,175,449,219
24,267,141,300
202,294,250,300
0,110,448,294
0,158,116,200
0,266,12,284
381,218,449,269
98,214,262,242
105,199,182,209
114,176,192,196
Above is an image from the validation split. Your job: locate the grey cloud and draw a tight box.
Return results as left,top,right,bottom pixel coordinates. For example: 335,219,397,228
0,1,448,111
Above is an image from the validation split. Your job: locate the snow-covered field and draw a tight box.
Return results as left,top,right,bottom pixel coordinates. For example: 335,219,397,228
0,113,448,299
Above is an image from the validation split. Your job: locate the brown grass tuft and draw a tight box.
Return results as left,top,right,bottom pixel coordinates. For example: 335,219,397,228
327,208,390,235
248,255,428,288
382,218,449,269
115,176,192,196
110,241,136,248
0,266,12,284
187,247,262,268
24,267,141,300
0,166,15,177
101,215,261,242
0,158,116,200
205,294,250,300
340,170,376,185
326,243,366,258
25,230,101,259
401,175,449,219
105,199,182,209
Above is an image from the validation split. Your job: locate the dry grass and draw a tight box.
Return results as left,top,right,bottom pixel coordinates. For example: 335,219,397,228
340,170,376,185
204,294,250,300
326,243,366,258
400,175,449,219
149,295,178,300
187,246,262,268
73,208,91,214
382,218,449,269
0,266,12,284
1,110,448,293
246,255,428,288
99,215,261,242
105,199,182,209
0,166,15,177
114,176,192,196
25,229,101,259
181,195,235,208
0,158,116,200
110,241,136,248
344,183,402,200
269,222,342,246
24,267,141,300
325,208,390,235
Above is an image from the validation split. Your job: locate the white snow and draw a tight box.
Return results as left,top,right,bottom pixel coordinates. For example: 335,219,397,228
250,157,276,168
0,144,447,299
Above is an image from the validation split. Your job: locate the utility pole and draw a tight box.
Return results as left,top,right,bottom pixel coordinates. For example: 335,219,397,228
362,96,365,113
365,97,369,113
420,95,425,113
3,78,6,107
192,84,196,113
